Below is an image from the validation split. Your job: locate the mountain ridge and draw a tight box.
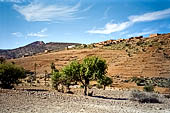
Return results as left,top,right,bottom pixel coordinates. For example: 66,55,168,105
0,41,81,59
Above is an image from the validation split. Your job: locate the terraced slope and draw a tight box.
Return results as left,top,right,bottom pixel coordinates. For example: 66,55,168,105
10,33,170,79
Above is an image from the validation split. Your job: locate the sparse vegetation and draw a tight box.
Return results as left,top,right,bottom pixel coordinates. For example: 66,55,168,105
0,57,6,64
0,63,26,89
130,90,161,103
131,77,145,86
130,77,170,88
143,84,154,92
51,71,62,91
96,84,103,89
164,94,170,99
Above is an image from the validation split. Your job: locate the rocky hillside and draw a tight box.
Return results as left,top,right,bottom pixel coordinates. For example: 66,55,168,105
9,33,170,91
94,33,170,77
0,41,80,59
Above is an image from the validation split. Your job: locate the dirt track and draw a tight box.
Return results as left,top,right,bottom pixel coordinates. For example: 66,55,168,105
0,89,170,113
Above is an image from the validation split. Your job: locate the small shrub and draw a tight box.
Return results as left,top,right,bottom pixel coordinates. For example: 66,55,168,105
143,84,154,92
122,79,129,83
136,80,145,86
130,90,161,103
98,76,113,90
96,84,103,89
131,77,145,86
164,94,170,99
0,57,6,64
131,77,139,82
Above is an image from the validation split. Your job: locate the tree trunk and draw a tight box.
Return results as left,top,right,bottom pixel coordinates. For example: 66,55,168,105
44,76,46,86
84,85,87,96
44,71,47,86
84,79,89,96
103,85,106,90
34,63,37,81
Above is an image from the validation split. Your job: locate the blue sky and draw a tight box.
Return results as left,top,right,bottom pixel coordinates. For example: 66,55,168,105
0,0,170,49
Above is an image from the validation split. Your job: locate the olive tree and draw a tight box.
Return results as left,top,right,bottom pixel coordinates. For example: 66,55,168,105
0,63,26,89
61,61,80,92
51,71,62,91
98,76,113,90
80,56,107,95
51,56,109,96
51,71,72,92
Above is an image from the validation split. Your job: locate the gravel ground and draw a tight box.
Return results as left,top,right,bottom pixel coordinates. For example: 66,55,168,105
0,88,170,113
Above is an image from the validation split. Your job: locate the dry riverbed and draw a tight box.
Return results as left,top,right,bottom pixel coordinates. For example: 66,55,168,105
0,88,170,113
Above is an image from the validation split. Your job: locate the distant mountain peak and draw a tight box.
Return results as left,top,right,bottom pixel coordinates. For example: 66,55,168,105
0,41,80,59
28,41,45,46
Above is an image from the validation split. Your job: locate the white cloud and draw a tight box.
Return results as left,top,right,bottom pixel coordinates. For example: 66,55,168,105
81,5,93,12
27,28,48,38
101,7,111,20
12,28,48,38
88,8,170,34
129,8,170,22
12,32,23,37
40,28,47,33
88,21,132,34
13,2,88,22
0,0,26,3
27,33,47,38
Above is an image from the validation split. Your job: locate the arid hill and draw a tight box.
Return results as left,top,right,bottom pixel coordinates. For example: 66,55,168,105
9,33,170,91
0,41,80,59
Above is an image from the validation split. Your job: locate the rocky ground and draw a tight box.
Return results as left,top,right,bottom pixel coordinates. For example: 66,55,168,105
0,88,170,113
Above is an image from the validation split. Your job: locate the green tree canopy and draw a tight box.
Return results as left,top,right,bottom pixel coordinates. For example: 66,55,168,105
62,60,81,82
0,63,26,89
51,56,110,95
51,71,62,90
98,76,113,90
80,56,107,95
61,60,81,91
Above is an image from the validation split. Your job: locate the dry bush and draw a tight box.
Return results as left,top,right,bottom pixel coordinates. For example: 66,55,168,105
164,94,170,99
129,90,162,103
